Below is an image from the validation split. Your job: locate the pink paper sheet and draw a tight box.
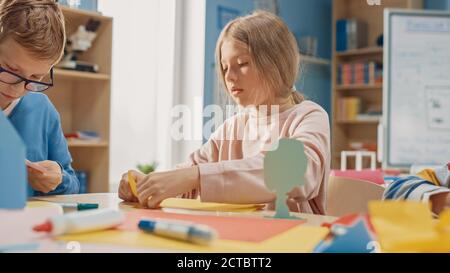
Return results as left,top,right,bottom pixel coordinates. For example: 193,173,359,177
118,209,305,242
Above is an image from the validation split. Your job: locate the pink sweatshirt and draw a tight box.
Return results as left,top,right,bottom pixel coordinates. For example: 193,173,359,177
182,100,330,215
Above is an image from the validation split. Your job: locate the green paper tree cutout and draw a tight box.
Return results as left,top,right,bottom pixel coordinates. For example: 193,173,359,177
264,138,307,219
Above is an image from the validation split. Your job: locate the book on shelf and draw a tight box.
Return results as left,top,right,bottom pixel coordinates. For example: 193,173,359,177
336,19,367,52
337,61,382,86
338,97,361,120
338,98,382,122
64,131,101,142
357,106,382,121
348,141,377,152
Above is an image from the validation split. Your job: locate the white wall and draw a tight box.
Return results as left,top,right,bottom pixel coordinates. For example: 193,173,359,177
171,0,206,165
98,0,205,189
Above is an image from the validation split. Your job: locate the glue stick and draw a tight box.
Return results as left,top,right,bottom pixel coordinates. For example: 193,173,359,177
33,209,125,236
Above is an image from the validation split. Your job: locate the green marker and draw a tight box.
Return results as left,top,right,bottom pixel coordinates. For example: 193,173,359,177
59,202,99,211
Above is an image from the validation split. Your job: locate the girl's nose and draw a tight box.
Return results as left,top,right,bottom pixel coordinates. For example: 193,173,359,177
225,67,238,82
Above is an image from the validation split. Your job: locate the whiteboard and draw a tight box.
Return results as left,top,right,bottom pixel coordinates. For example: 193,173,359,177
383,9,450,169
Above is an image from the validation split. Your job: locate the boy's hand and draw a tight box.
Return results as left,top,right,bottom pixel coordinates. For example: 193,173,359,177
430,192,450,215
118,170,143,202
27,160,63,193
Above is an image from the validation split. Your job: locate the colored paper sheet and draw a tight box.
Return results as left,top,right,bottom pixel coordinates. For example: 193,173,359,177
160,198,265,212
368,201,450,252
57,225,329,253
0,112,27,209
258,225,329,253
322,213,376,234
316,219,374,253
127,171,138,197
26,201,63,212
119,209,303,242
436,210,450,233
264,139,307,219
25,160,47,174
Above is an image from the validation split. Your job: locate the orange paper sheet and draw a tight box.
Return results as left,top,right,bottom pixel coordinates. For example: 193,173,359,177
118,209,304,243
58,225,329,253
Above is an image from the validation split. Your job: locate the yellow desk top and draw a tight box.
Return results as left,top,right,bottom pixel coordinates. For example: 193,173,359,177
24,193,337,253
31,193,337,226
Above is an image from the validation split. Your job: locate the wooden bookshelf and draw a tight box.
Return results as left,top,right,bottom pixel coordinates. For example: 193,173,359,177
54,69,110,81
336,120,380,125
335,46,383,57
59,5,107,21
331,0,423,169
67,139,109,148
336,83,383,91
45,5,112,193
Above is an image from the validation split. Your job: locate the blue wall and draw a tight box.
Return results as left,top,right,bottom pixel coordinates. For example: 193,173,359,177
278,0,331,115
203,0,254,114
203,0,332,121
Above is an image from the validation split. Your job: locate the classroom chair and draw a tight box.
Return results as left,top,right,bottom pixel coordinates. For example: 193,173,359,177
326,175,385,217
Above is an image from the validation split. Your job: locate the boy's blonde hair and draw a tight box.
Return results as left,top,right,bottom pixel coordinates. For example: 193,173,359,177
0,0,66,63
215,10,304,105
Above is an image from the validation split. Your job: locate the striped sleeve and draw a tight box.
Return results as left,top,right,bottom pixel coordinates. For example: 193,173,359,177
383,176,450,202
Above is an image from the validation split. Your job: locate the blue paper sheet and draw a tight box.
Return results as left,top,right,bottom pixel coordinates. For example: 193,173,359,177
0,112,27,209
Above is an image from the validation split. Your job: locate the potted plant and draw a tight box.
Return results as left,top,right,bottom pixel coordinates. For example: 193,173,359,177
136,161,158,175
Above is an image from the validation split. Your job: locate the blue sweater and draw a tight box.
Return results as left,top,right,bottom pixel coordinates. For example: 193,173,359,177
8,93,80,196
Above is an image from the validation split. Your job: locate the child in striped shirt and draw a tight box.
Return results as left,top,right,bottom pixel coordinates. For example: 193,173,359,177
383,163,450,215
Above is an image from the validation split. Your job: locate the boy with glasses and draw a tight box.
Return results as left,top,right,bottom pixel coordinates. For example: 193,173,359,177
0,0,79,195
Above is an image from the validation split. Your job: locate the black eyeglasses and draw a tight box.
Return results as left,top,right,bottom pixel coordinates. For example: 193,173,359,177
0,66,54,92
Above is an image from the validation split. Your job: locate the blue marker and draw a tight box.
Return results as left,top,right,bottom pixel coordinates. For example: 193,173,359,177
138,218,217,245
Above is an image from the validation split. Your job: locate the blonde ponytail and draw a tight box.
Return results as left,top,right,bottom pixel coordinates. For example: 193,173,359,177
291,90,304,104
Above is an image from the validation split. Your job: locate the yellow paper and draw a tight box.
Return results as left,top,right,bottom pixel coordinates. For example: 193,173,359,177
57,225,328,253
369,201,450,252
436,210,450,233
127,171,138,197
26,201,63,211
160,198,265,212
257,225,329,253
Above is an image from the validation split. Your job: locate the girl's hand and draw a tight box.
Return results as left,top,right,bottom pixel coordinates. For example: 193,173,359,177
27,160,62,193
118,170,144,202
137,166,200,208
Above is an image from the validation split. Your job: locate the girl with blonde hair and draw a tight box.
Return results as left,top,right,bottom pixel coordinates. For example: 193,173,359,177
119,11,330,215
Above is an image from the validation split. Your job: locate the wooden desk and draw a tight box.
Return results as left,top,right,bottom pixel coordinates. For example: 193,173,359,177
32,193,337,227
